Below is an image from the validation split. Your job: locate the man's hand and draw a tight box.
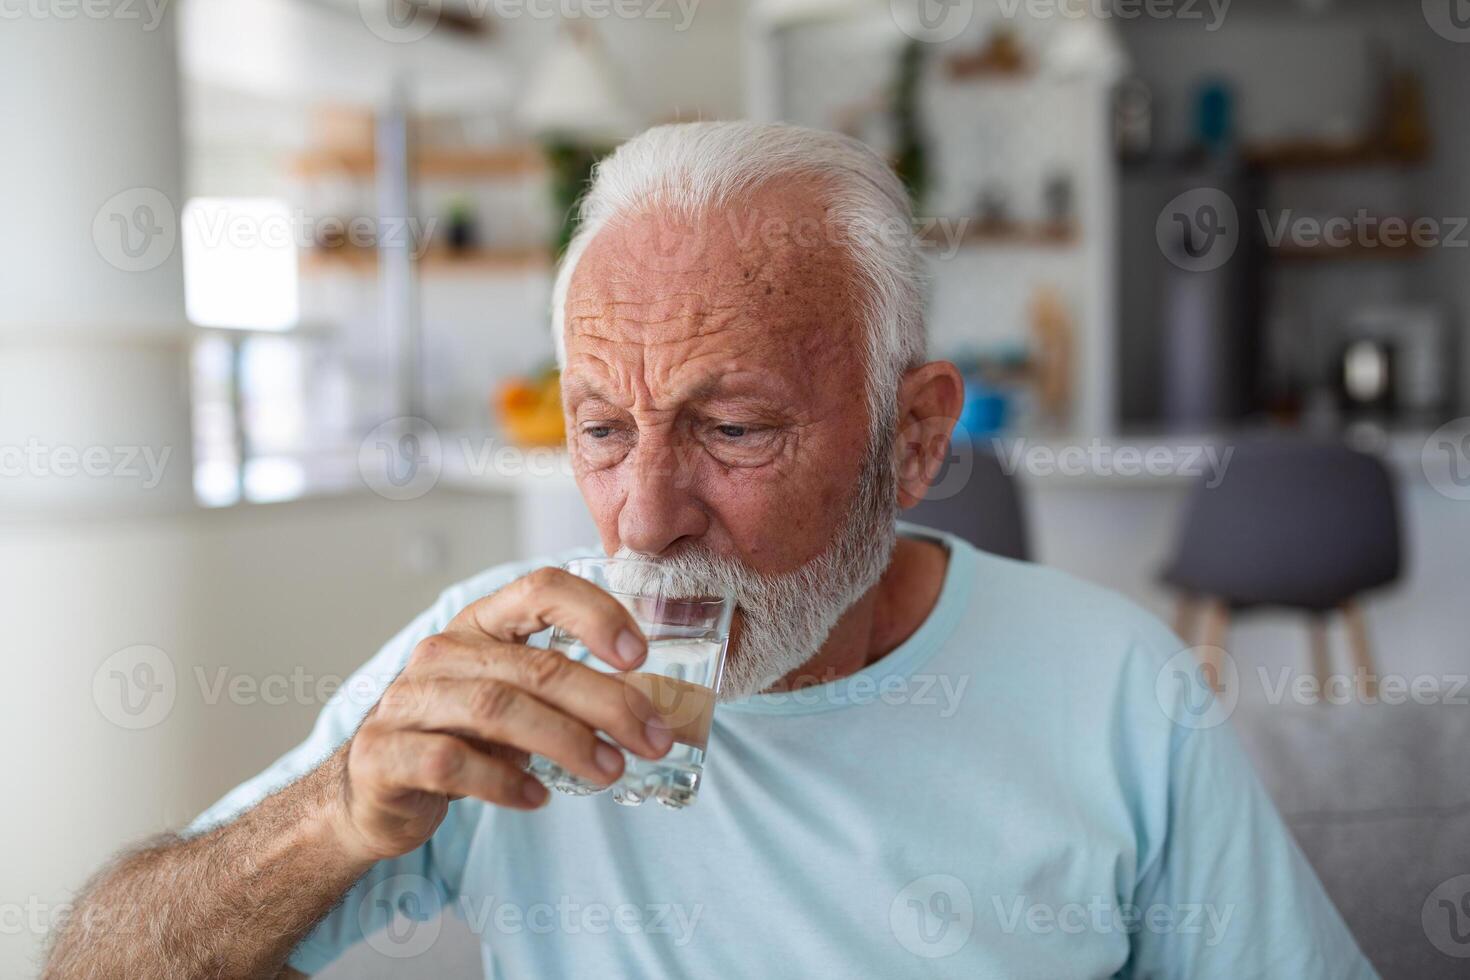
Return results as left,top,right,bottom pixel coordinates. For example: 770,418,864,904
44,566,675,980
335,567,676,862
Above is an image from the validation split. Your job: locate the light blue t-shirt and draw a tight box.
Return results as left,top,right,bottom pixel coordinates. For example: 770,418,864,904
190,526,1376,978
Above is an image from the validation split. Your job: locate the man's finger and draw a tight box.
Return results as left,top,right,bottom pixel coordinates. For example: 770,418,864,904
449,566,648,669
409,677,633,786
357,728,548,811
404,635,674,760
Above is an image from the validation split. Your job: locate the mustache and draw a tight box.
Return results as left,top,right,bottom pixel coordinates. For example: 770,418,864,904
610,544,757,600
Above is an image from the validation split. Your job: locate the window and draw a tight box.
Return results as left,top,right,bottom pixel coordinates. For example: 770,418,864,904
182,197,299,331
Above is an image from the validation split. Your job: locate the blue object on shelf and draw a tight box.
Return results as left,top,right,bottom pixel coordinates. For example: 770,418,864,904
1196,80,1234,157
957,378,1008,437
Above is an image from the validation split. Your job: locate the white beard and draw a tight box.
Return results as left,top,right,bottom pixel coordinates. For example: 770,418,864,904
615,433,899,700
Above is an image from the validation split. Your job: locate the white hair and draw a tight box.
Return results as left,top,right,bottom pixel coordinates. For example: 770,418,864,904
551,120,927,438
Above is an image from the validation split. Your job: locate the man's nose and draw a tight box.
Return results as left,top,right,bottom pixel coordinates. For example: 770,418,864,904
617,438,706,556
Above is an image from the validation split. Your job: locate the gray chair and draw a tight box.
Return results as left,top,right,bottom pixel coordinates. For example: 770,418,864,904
905,438,1030,562
1162,437,1402,691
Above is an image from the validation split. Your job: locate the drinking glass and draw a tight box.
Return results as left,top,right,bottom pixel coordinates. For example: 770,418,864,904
525,557,734,809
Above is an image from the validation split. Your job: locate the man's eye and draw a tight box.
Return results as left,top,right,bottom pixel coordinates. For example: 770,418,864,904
583,425,613,439
715,424,748,439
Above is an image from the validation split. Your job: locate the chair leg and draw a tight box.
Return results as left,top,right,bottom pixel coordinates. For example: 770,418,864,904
1341,600,1377,700
1174,596,1200,645
1198,599,1230,692
1308,617,1332,689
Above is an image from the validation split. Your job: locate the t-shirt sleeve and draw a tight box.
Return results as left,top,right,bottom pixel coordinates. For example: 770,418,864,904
1121,657,1379,979
182,589,478,976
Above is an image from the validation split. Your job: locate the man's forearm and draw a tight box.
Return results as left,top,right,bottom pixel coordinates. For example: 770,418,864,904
43,753,372,980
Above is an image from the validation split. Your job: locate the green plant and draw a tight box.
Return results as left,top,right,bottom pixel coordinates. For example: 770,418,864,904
542,139,611,258
891,38,929,211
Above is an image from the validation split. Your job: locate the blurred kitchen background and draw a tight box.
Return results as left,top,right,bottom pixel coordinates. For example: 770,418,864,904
4,0,1470,977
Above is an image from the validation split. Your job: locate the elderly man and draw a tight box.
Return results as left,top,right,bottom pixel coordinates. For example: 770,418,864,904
46,122,1374,979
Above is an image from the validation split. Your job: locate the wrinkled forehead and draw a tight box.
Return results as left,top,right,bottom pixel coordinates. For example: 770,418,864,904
563,181,865,361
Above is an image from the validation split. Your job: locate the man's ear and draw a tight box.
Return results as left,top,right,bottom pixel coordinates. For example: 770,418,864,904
892,360,965,509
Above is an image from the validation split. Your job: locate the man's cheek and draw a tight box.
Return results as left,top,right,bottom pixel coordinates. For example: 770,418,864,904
701,481,820,569
576,472,624,540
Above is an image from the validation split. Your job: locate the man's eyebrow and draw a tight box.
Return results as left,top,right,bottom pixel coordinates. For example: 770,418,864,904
564,374,784,401
561,377,599,401
683,376,789,404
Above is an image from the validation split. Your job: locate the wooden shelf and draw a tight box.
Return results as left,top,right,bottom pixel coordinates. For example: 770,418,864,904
1273,240,1427,261
291,146,545,179
923,220,1078,249
943,36,1030,81
300,246,552,276
945,62,1033,82
1243,138,1428,172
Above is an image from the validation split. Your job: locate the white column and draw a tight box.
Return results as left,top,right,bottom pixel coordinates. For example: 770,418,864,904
0,0,193,514
0,6,199,976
